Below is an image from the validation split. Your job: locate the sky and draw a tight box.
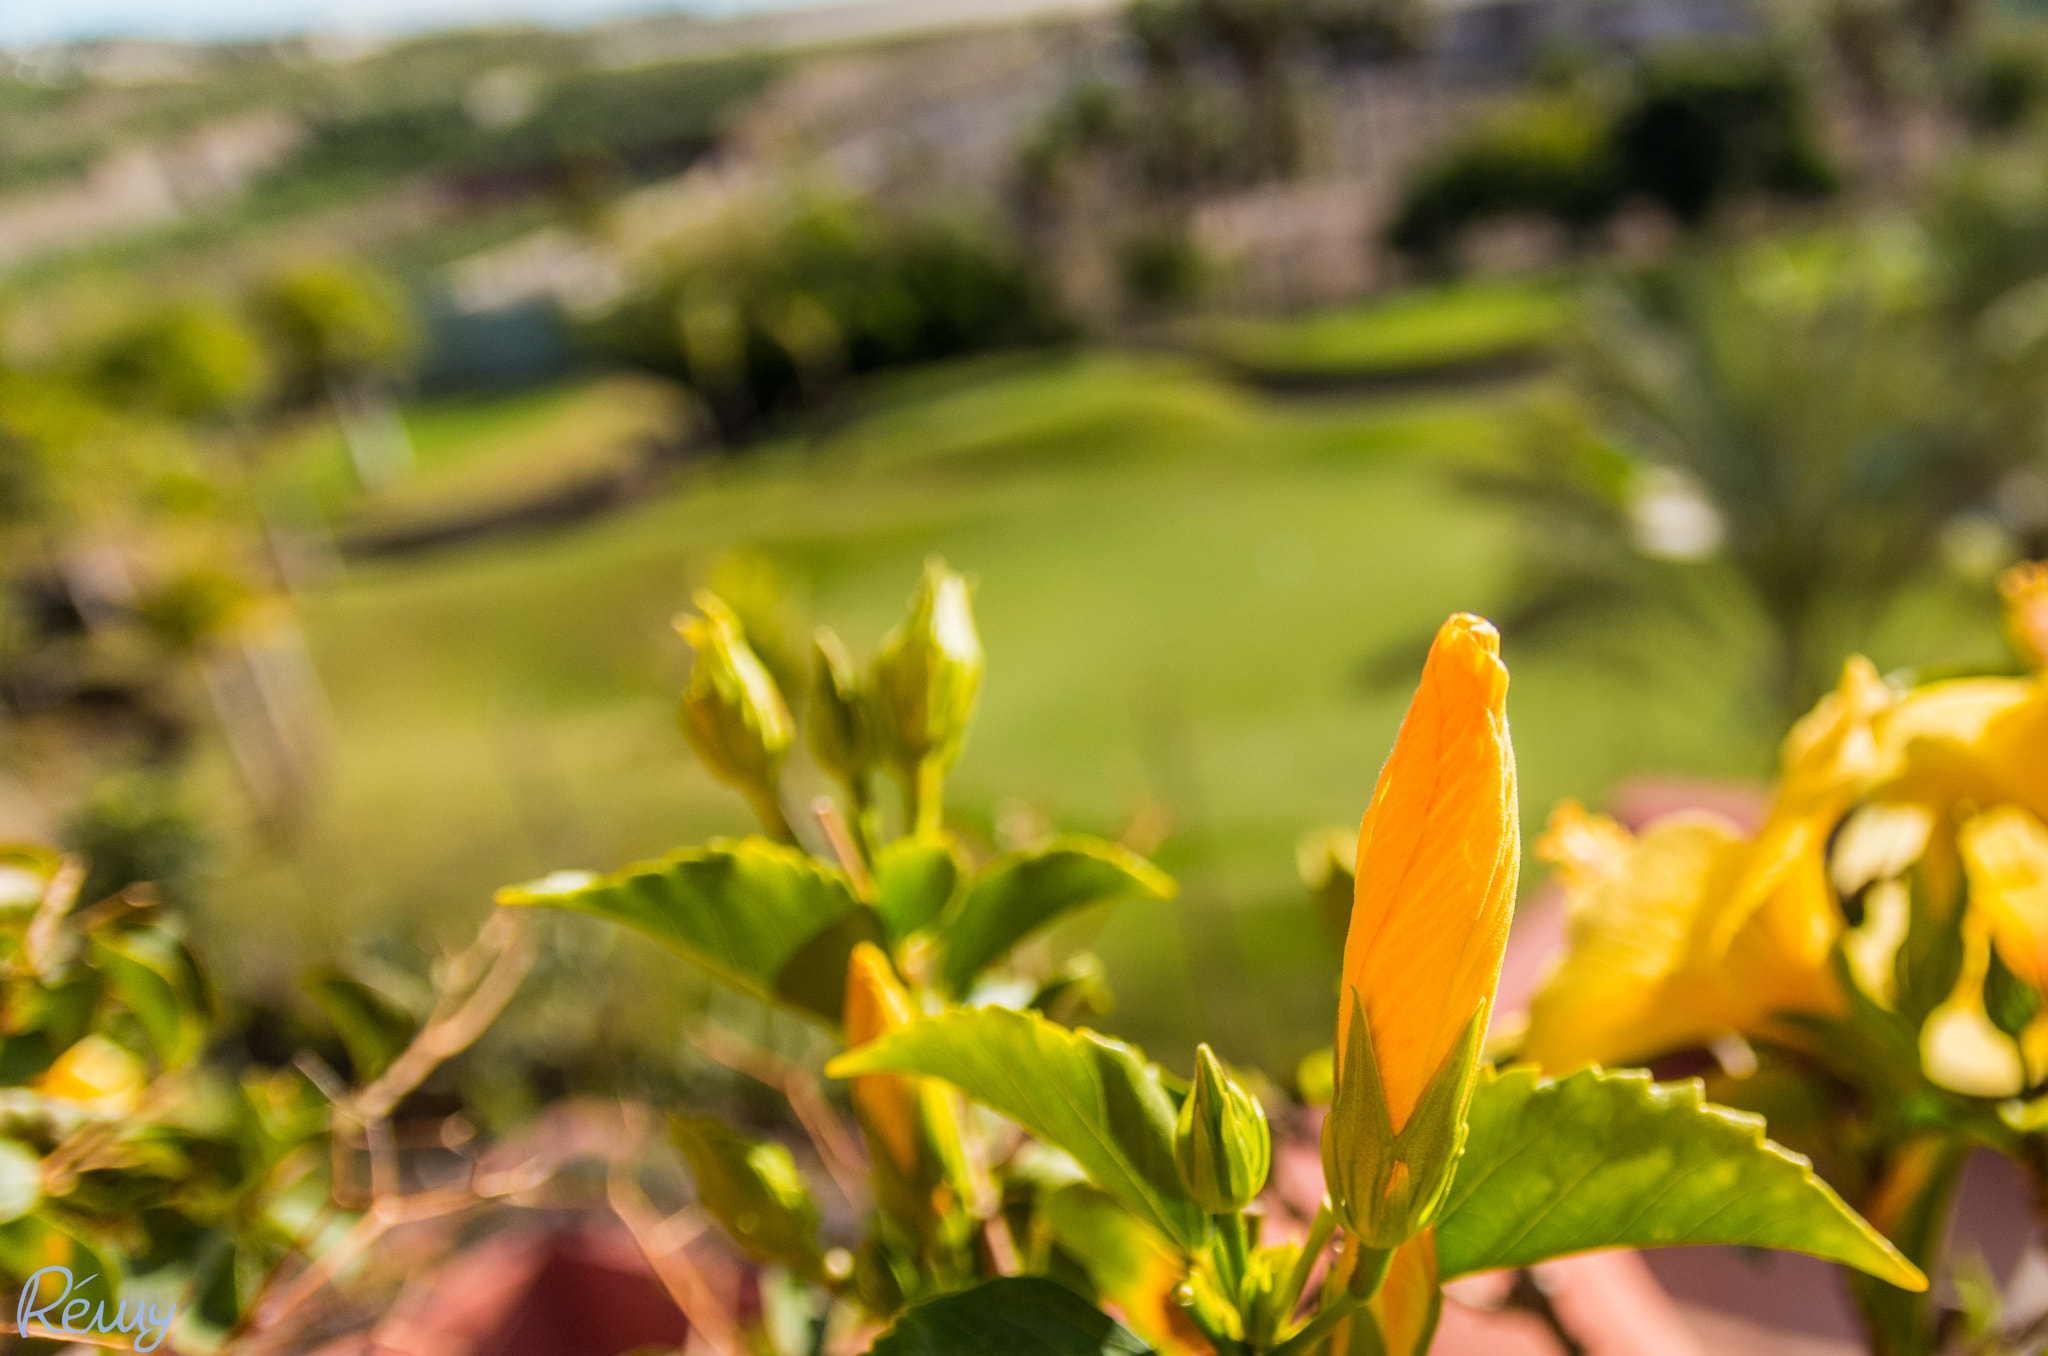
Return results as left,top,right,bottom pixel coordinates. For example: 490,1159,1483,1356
0,0,825,47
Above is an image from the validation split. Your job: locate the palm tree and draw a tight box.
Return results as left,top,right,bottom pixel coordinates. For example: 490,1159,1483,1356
1481,233,2048,717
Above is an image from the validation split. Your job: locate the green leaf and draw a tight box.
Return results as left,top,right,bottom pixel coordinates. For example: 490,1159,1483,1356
934,838,1175,996
873,834,964,941
301,969,419,1081
498,838,877,1024
828,1006,1207,1251
91,927,210,1068
1436,1066,1925,1289
870,1276,1154,1356
0,1139,39,1222
671,1114,827,1282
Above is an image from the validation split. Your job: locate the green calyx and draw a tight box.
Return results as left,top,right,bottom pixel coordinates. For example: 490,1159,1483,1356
870,558,983,833
1321,993,1485,1249
678,591,796,830
1176,1043,1273,1215
809,625,874,786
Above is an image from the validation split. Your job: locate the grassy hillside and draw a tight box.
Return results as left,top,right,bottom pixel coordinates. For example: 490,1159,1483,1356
195,347,1796,1075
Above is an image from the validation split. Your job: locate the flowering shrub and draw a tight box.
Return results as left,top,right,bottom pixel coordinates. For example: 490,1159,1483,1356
1522,562,2048,1356
513,562,1921,1353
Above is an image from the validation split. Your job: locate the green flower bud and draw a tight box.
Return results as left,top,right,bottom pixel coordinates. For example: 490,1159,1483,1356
678,591,795,824
1175,1044,1271,1215
808,626,872,783
870,559,983,833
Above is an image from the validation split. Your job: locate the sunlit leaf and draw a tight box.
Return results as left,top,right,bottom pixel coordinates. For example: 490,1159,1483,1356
934,838,1175,995
870,1276,1154,1356
1436,1066,1925,1288
498,838,878,1023
0,1139,39,1223
301,969,419,1082
91,927,211,1069
671,1114,826,1282
829,1005,1207,1251
873,834,964,941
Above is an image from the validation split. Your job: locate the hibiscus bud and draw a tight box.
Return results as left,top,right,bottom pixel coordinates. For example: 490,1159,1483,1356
809,626,872,785
678,592,794,833
1175,1044,1271,1215
870,559,983,832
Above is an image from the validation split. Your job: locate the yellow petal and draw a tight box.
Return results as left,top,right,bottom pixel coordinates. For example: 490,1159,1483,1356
1960,805,2048,988
1339,614,1517,1132
36,1035,145,1116
1523,814,1744,1070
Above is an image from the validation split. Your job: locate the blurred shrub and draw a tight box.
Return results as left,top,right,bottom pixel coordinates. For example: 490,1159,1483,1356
588,202,1063,442
1926,146,2048,313
87,300,270,424
1477,233,2048,714
1117,226,1210,309
1390,46,1834,261
65,773,208,910
1612,48,1835,226
1965,31,2048,132
1388,96,1617,261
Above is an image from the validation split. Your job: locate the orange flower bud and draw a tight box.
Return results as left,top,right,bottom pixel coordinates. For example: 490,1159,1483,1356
843,942,921,1176
1337,613,1518,1134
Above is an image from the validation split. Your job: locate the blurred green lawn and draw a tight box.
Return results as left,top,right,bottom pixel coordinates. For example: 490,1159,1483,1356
199,346,1786,1076
1185,276,1570,382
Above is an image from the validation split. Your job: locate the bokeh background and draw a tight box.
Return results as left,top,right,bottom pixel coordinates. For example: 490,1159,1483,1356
3,0,2040,1112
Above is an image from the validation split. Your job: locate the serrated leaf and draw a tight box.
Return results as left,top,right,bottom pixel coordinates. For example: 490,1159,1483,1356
498,838,876,1024
1436,1066,1925,1289
302,969,419,1081
873,834,964,941
828,1006,1208,1251
870,1276,1154,1356
91,927,210,1069
934,838,1175,996
671,1115,827,1282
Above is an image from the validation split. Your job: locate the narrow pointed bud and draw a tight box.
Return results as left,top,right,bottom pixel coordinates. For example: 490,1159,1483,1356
871,559,983,831
1325,613,1518,1246
1175,1044,1271,1214
678,591,794,829
809,626,872,784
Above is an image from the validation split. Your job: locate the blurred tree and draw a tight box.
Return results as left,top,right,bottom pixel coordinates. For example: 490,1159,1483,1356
1479,235,2048,716
88,300,270,426
254,260,419,489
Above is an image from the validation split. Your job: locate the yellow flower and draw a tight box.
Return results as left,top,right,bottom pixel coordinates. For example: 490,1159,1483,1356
36,1035,146,1117
1337,613,1519,1133
1960,806,2048,990
1520,658,1889,1072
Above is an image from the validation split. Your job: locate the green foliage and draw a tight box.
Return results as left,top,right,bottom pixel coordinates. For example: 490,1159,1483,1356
1390,46,1833,259
1389,97,1617,261
1484,233,2048,712
934,839,1175,996
829,1005,1210,1252
671,1115,828,1282
497,839,873,1026
586,201,1062,442
65,776,208,912
1436,1066,1924,1288
1612,47,1835,226
254,260,417,399
871,1276,1154,1355
301,969,421,1081
88,302,269,424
